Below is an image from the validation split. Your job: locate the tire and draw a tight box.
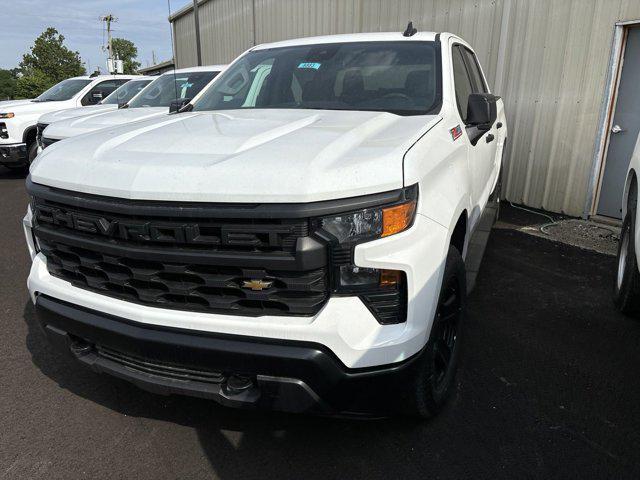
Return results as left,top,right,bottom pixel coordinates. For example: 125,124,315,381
27,141,38,165
404,245,467,418
614,208,640,315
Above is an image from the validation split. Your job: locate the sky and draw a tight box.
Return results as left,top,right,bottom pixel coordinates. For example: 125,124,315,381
1,0,193,72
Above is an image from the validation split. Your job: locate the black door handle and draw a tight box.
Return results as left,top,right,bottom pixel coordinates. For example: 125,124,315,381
486,134,495,143
496,122,503,129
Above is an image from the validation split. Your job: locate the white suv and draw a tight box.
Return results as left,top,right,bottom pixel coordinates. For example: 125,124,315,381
24,31,507,417
0,74,138,168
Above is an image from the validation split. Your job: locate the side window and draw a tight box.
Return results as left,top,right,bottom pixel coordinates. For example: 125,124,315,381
452,46,474,123
461,48,488,93
81,80,127,105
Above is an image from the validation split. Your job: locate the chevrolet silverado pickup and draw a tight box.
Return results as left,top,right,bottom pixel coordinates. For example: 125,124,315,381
24,31,507,417
39,66,226,149
0,74,138,168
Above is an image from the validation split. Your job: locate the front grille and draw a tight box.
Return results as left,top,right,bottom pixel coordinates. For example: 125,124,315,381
41,137,59,149
32,188,330,316
39,238,327,315
96,345,225,384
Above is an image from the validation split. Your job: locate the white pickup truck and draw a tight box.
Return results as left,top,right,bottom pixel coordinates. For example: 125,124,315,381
24,31,507,417
36,76,154,148
39,66,226,148
0,74,138,168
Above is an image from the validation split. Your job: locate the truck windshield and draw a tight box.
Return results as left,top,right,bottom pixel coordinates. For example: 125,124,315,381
33,79,92,102
101,79,153,105
193,41,441,116
127,71,218,108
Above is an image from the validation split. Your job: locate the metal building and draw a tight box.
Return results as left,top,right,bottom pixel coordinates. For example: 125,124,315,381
169,0,640,219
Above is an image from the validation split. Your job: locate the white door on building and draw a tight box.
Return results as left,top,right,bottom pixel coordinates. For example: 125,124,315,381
598,27,640,219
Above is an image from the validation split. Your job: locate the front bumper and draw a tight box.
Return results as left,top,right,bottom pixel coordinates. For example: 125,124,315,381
0,143,27,166
35,294,426,415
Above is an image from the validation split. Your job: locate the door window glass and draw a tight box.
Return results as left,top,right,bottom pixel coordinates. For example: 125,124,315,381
461,48,488,93
452,46,474,122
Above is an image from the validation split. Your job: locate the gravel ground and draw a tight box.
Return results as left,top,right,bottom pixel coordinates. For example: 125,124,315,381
497,204,621,256
1,168,640,479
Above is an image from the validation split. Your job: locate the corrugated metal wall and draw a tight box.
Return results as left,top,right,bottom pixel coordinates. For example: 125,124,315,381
171,0,640,216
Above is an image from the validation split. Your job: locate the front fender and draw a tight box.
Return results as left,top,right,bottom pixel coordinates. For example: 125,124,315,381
403,120,472,242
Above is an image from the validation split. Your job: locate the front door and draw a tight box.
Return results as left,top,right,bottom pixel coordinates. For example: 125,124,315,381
597,27,640,219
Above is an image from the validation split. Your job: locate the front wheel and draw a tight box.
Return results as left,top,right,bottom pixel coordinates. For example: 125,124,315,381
27,141,38,165
614,210,640,315
404,245,466,418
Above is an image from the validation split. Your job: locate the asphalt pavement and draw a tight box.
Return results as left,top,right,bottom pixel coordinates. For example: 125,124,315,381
1,167,639,479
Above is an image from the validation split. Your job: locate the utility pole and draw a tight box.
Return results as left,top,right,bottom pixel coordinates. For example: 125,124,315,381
100,14,118,72
192,0,202,66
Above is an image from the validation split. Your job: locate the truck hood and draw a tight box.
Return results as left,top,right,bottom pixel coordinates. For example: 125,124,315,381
0,99,33,109
0,99,72,116
39,104,117,125
31,109,441,203
43,107,168,140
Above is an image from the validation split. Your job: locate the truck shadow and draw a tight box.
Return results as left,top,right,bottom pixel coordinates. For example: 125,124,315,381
0,165,27,179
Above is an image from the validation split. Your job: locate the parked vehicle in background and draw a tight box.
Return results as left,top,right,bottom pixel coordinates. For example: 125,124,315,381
615,133,640,314
39,66,226,148
24,31,506,417
0,75,138,168
36,76,154,149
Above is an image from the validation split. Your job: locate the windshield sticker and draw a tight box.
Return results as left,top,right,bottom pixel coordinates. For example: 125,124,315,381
450,125,463,141
297,62,321,70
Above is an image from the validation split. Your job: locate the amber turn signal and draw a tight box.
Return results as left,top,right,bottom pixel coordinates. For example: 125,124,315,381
380,269,402,287
382,201,416,237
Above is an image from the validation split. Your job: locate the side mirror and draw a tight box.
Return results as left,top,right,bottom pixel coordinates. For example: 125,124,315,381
169,98,192,113
466,93,499,144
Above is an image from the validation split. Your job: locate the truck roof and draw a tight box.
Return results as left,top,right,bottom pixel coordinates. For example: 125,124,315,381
161,65,227,75
67,74,141,81
252,31,442,51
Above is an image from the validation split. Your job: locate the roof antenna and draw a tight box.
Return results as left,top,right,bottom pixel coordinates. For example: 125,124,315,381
403,21,417,37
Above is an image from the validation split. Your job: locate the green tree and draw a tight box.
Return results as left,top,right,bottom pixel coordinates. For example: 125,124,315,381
0,69,18,100
17,27,85,98
111,38,141,74
14,69,53,99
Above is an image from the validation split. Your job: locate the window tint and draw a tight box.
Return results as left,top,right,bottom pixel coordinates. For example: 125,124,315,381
452,46,474,122
193,42,441,116
34,79,92,102
102,79,153,105
461,48,488,93
127,71,217,108
82,80,129,106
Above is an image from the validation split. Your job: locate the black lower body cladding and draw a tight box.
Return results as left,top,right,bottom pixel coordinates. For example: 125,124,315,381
0,143,27,167
35,294,425,416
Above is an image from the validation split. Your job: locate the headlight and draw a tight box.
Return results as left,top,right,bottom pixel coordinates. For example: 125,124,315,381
0,113,15,119
318,197,416,245
313,185,418,324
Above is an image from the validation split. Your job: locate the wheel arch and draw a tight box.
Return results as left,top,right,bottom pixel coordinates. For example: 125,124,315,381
22,125,37,146
622,169,637,219
450,210,468,256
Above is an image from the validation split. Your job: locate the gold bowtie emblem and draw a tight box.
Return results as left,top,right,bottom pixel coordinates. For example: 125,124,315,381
242,279,274,291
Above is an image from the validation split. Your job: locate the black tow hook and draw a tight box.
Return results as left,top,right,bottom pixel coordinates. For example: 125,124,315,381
225,374,256,394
